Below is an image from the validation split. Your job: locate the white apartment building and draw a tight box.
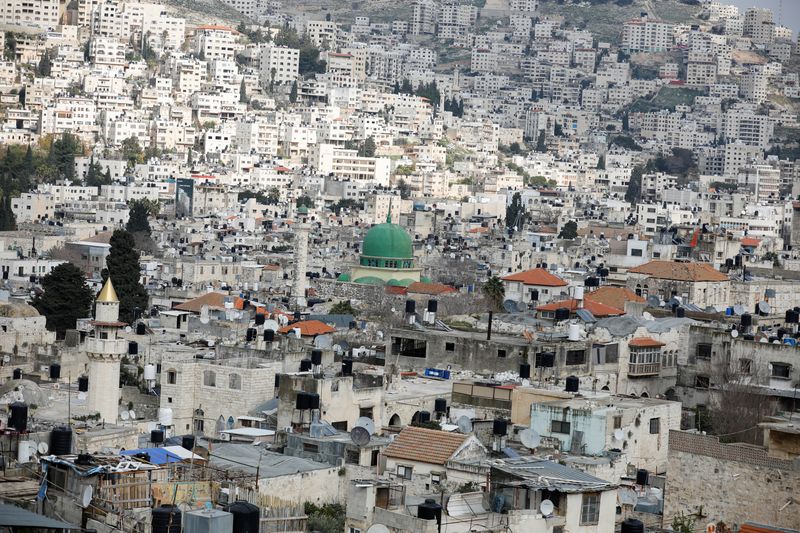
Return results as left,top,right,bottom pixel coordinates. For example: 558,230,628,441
743,8,774,44
721,108,773,148
741,67,768,104
90,36,126,68
686,61,717,88
194,26,238,62
622,15,674,52
220,0,263,18
305,20,338,49
259,44,299,85
11,192,56,222
438,2,478,38
39,98,98,136
411,0,437,35
171,58,207,96
310,143,391,186
510,0,538,14
0,0,61,29
235,118,279,156
738,164,781,203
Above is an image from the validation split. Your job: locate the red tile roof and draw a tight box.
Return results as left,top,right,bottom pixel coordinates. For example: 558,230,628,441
174,292,243,313
739,524,796,533
585,286,645,311
383,427,469,466
278,320,336,336
536,298,623,317
741,237,761,247
628,261,729,282
407,282,458,296
628,337,665,348
502,268,568,287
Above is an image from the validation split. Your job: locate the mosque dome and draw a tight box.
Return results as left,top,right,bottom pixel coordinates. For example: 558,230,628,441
361,223,413,260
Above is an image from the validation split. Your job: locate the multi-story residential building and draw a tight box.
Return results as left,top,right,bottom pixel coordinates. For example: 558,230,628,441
310,143,391,186
743,7,774,44
686,61,717,88
194,26,238,62
622,15,673,52
510,0,538,14
258,44,299,85
741,67,768,104
305,20,338,49
721,108,774,148
0,0,61,29
411,0,437,35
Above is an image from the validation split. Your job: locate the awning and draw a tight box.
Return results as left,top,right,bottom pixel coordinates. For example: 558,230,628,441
0,503,80,529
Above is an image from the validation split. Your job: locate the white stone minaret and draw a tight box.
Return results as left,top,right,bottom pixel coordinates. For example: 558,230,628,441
86,278,127,423
291,212,310,309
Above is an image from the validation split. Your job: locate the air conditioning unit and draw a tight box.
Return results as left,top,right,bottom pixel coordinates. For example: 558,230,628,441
219,432,231,441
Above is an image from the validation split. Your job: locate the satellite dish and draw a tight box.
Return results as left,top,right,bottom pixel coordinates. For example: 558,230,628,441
350,426,371,446
120,411,130,421
733,304,746,316
758,301,771,315
263,319,280,331
613,428,624,441
367,525,390,533
78,392,87,401
37,442,49,454
129,410,136,420
519,428,541,449
503,299,517,313
642,312,654,321
314,334,333,349
646,295,660,308
540,499,554,517
457,415,473,434
200,305,210,324
759,337,768,343
730,329,739,338
125,326,132,333
79,484,93,508
355,417,376,435
2,355,8,364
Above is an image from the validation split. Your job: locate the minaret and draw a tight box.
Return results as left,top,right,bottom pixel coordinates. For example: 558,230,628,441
292,210,309,309
86,278,126,423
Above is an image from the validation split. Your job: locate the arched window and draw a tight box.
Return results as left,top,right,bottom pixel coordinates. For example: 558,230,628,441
389,413,401,426
229,373,241,389
203,370,216,387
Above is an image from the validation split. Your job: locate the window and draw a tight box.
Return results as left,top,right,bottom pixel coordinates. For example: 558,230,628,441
349,528,362,533
613,415,622,429
551,420,571,434
430,472,442,486
649,417,660,434
203,370,216,387
695,375,710,388
771,363,791,379
631,248,643,257
359,407,373,419
397,465,413,479
739,358,752,374
696,343,712,359
580,493,600,525
229,373,241,389
566,349,585,365
303,442,319,453
445,342,455,352
391,337,427,358
497,349,507,358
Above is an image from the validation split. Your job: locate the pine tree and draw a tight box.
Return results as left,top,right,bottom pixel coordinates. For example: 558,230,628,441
0,195,16,231
289,80,298,103
358,136,376,157
535,131,547,152
239,78,248,103
37,49,52,77
104,229,149,323
32,262,93,334
126,199,152,235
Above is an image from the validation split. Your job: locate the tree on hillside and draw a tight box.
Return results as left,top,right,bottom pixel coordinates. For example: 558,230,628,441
558,220,578,239
482,276,505,312
329,300,358,316
121,137,144,167
624,165,643,204
104,229,148,323
239,78,248,103
85,155,109,187
358,136,376,157
126,199,152,235
0,195,17,231
49,133,82,180
505,192,526,230
289,80,298,103
535,131,547,153
37,49,52,77
32,263,94,334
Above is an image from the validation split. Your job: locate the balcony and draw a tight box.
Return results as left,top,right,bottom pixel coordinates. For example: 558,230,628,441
628,362,660,377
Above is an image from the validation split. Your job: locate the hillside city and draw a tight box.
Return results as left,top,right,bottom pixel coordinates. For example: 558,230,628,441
0,0,799,531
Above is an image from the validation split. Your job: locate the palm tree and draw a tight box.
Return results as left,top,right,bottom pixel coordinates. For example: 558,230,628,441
482,276,505,312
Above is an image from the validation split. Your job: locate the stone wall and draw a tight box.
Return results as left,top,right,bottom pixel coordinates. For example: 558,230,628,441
663,430,800,530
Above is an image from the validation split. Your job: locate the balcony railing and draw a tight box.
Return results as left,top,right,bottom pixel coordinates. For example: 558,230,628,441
628,362,660,377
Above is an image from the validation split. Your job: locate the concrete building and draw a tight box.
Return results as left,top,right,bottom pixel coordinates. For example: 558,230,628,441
625,260,731,308
622,15,673,52
259,43,299,85
0,0,61,29
743,8,775,45
501,267,569,305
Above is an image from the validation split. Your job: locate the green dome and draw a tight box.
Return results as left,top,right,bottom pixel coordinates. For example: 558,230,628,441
353,276,386,285
337,273,351,282
362,223,413,260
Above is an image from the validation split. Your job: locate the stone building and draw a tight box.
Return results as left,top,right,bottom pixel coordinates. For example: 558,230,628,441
625,260,731,308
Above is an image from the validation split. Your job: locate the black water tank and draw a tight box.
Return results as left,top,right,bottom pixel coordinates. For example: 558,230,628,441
296,392,309,410
554,308,570,321
519,363,531,379
254,314,265,326
405,300,416,313
128,342,138,355
152,504,182,533
78,376,89,392
725,258,734,268
342,359,353,376
50,426,72,455
264,329,275,342
417,499,442,521
307,393,320,410
76,453,92,465
676,307,685,318
49,363,61,380
565,375,580,392
9,402,28,432
136,322,146,335
584,276,598,287
493,418,508,436
224,501,260,533
181,435,195,451
536,351,555,368
786,310,799,324
151,429,164,444
299,359,312,372
743,334,755,341
434,398,447,413
418,411,431,423
636,468,649,485
246,328,256,342
598,268,609,278
741,313,752,328
621,518,645,533
734,254,742,267
293,311,301,322
12,368,21,380
427,300,438,312
310,349,322,365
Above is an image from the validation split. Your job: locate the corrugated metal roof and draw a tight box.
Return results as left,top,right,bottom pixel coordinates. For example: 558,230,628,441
447,492,488,517
0,503,80,529
490,458,614,492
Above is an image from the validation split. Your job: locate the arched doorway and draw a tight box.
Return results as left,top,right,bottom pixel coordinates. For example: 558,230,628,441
389,413,401,426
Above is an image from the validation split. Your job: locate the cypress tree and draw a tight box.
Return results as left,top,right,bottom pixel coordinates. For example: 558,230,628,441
104,229,149,323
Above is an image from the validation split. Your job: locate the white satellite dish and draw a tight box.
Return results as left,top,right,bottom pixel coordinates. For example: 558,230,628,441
125,326,132,333
519,428,541,449
730,329,739,338
540,499,554,517
264,319,280,331
314,334,333,349
120,411,130,421
367,525,390,533
129,410,136,420
37,442,48,454
457,415,473,434
79,485,93,508
350,426,371,447
613,428,624,441
759,337,768,343
758,301,771,315
355,417,376,435
200,304,210,325
642,312,654,321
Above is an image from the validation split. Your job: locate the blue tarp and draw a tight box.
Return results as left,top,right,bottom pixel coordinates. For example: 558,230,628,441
121,447,183,465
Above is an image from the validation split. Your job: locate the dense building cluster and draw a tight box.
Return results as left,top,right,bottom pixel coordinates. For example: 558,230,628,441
0,0,799,531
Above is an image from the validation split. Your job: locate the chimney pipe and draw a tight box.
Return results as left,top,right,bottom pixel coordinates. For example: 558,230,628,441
487,311,493,341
